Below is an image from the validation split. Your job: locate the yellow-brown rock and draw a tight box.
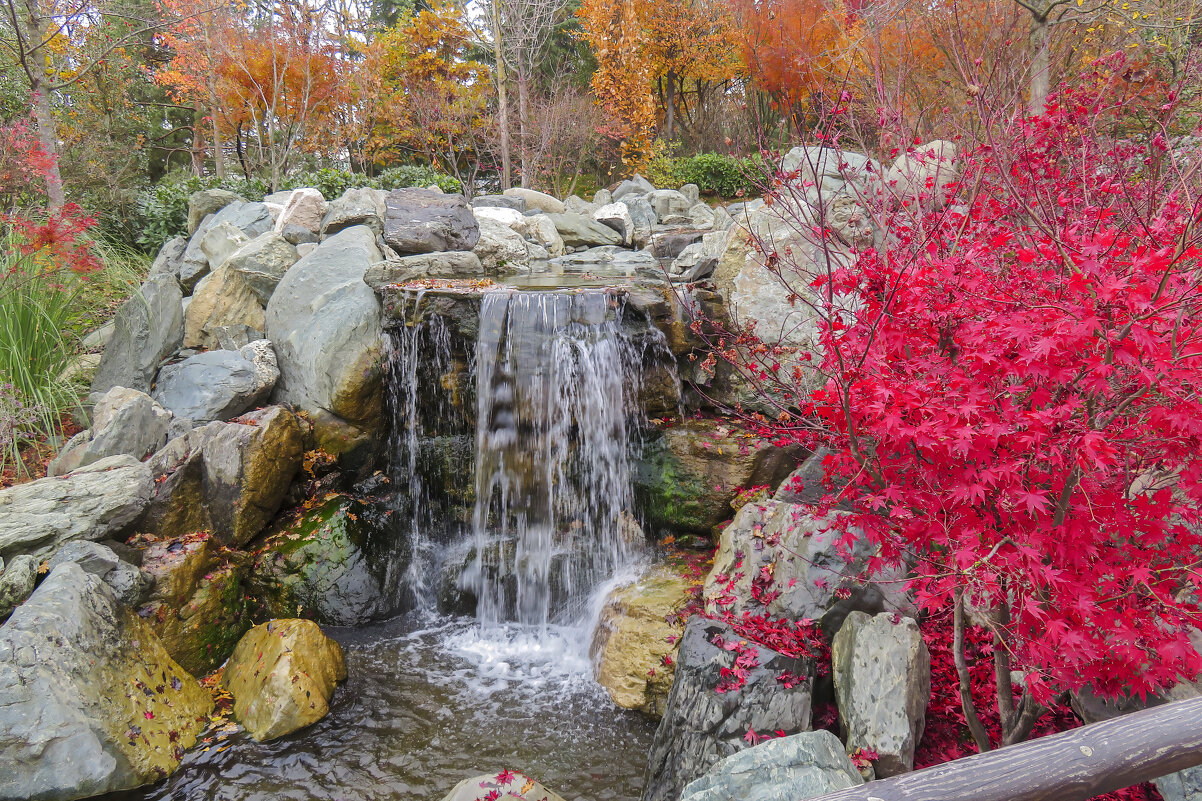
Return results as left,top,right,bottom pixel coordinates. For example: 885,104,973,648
183,265,265,349
222,618,347,742
592,566,693,717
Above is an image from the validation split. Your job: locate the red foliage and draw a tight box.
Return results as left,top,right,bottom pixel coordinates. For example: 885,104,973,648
0,120,55,210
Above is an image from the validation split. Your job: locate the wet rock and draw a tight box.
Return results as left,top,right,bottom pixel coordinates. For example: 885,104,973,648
91,274,184,395
442,773,567,801
321,187,387,237
643,616,814,801
832,611,929,777
152,342,278,423
473,217,530,272
140,406,304,547
46,540,153,608
222,618,347,742
634,419,804,538
0,554,37,620
613,174,656,201
0,455,153,563
0,562,212,800
594,202,635,246
472,193,527,213
547,212,624,248
182,265,265,350
503,186,565,214
49,387,172,476
383,188,480,255
273,188,326,236
225,231,300,304
187,188,244,235
552,245,658,272
680,729,864,801
886,141,958,209
704,501,909,634
592,566,691,717
265,226,386,458
364,251,484,289
250,495,406,626
138,533,250,675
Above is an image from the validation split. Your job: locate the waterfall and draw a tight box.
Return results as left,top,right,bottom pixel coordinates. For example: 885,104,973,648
386,286,649,632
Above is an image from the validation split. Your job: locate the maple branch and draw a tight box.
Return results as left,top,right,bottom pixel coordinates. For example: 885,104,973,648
955,587,993,752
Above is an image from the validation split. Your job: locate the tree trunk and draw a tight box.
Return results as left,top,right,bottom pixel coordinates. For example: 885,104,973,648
1028,13,1051,116
491,0,512,190
20,0,65,208
516,61,531,189
191,101,206,176
664,70,676,142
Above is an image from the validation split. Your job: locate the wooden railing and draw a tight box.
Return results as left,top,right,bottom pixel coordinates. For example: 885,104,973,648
808,696,1202,801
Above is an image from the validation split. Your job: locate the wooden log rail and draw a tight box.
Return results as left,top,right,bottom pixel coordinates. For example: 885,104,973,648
809,696,1202,801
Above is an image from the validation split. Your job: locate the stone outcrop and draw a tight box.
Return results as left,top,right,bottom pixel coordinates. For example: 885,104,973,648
547,212,623,248
643,616,814,801
0,455,153,563
321,187,387,237
90,274,183,395
592,566,691,716
187,188,244,235
364,251,484,288
222,618,347,741
473,217,530,272
0,554,37,620
49,387,172,476
152,341,278,423
503,186,565,213
265,225,386,457
46,540,153,608
679,730,864,801
383,188,480,255
0,563,212,800
832,611,930,776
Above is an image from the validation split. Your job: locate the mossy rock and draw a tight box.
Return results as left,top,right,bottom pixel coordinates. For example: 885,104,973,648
249,495,410,626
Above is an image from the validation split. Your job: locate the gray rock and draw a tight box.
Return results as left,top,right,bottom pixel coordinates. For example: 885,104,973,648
613,174,656,201
886,141,958,209
1156,769,1202,801
151,342,277,423
647,189,693,222
564,194,598,216
472,194,527,213
364,251,483,290
81,322,115,352
273,187,326,235
712,205,735,232
281,223,318,245
643,616,814,801
512,214,565,258
0,455,153,563
552,246,658,273
0,554,37,620
147,237,187,282
383,188,480,255
225,231,300,304
622,196,656,248
473,217,530,272
265,226,385,454
321,187,387,237
680,730,863,801
0,562,212,800
45,540,153,607
48,387,172,476
703,500,909,635
91,275,184,395
593,188,613,206
670,242,718,282
680,183,701,205
547,212,623,248
832,611,930,776
594,202,635,246
690,203,716,228
187,188,244,235
651,229,705,260
781,146,880,195
503,187,565,214
179,203,275,291
774,447,843,505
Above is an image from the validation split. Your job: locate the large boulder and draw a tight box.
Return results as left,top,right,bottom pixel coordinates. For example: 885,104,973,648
363,251,484,290
886,140,958,209
146,236,187,282
592,566,692,717
273,188,326,237
383,188,480,255
473,217,530,272
46,540,153,608
547,212,623,248
0,455,153,563
472,193,527,213
250,496,407,626
139,405,304,547
643,616,814,801
179,202,274,291
152,341,278,423
137,533,250,675
781,146,881,195
635,419,805,538
831,611,930,777
622,196,656,248
182,265,265,350
321,187,387,237
222,618,347,742
49,387,172,476
704,501,908,635
679,730,864,801
513,213,565,258
613,174,656,201
91,274,184,395
441,773,567,801
0,554,37,620
224,231,299,304
647,189,693,222
0,563,212,800
265,226,386,457
187,188,244,235
503,186,565,213
594,202,635,246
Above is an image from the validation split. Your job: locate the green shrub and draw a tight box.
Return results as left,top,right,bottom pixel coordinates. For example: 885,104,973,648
672,153,764,198
278,168,373,200
376,165,463,194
